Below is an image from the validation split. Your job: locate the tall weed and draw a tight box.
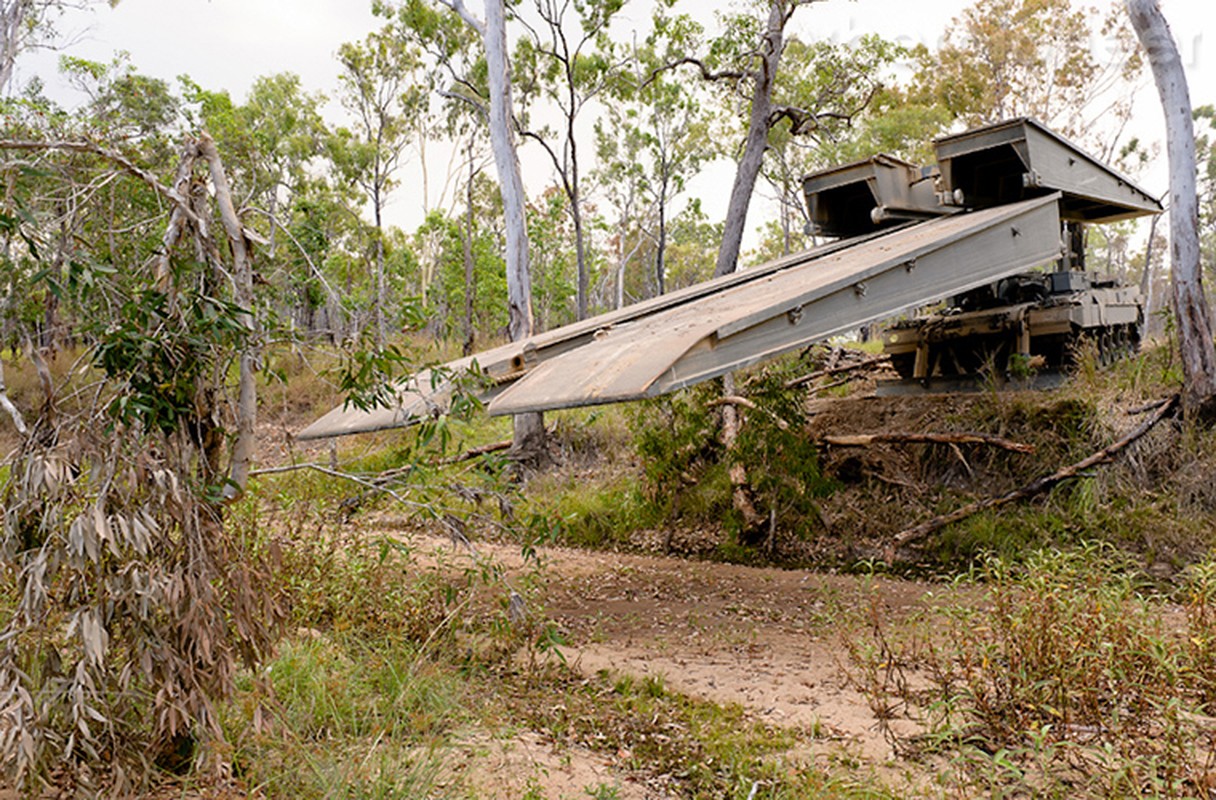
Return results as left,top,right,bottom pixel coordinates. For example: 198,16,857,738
849,544,1216,797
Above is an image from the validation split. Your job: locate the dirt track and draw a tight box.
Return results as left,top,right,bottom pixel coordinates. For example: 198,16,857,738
398,529,955,797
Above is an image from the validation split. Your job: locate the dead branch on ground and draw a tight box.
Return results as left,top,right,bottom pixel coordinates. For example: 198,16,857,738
440,438,511,464
709,395,791,430
822,432,1035,454
786,353,891,389
886,395,1179,561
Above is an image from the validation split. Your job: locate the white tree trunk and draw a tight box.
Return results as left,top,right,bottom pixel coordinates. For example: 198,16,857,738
481,0,545,458
200,134,258,497
0,0,31,94
483,0,533,343
1127,0,1216,418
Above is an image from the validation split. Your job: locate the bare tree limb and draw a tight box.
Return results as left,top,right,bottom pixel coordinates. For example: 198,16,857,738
785,353,891,389
0,139,205,229
148,139,200,289
709,394,791,431
439,87,488,119
821,432,1035,454
0,357,27,437
439,438,511,464
886,394,1179,560
767,105,856,135
435,0,485,35
199,135,258,500
643,56,747,89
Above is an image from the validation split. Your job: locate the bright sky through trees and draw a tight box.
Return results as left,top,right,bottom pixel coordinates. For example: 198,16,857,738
12,0,1212,235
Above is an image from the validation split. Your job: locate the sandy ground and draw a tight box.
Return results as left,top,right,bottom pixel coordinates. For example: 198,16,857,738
394,529,957,798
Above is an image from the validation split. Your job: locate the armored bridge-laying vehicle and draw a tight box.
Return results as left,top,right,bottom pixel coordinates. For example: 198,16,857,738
802,118,1157,391
299,118,1160,441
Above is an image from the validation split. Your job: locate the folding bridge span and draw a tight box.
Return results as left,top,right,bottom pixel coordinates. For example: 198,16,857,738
298,118,1161,441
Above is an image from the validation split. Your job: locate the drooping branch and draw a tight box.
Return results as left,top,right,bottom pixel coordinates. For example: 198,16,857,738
821,432,1035,454
198,134,258,499
886,395,1179,559
0,139,206,230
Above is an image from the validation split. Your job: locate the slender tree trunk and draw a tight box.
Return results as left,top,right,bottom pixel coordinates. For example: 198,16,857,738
714,0,790,278
1141,206,1159,335
712,0,794,532
462,138,476,356
1128,0,1216,420
373,179,386,348
200,135,258,498
656,172,669,295
616,217,627,310
573,188,587,320
483,0,545,459
566,85,588,320
781,196,792,256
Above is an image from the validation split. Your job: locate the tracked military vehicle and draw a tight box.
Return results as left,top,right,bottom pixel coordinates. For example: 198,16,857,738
300,118,1161,440
802,118,1154,392
881,268,1143,385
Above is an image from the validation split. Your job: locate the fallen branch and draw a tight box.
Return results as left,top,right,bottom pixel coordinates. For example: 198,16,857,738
0,138,205,229
886,394,1179,561
439,438,511,464
786,353,891,389
709,395,791,430
809,375,858,395
822,432,1035,454
250,438,513,482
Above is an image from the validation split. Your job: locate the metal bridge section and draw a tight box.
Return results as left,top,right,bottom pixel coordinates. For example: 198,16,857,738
297,228,903,439
298,118,1161,441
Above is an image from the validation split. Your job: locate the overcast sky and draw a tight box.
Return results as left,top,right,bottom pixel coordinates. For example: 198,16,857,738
11,0,1214,236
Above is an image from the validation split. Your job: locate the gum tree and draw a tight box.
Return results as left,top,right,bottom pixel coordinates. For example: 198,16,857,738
1126,0,1216,420
334,26,428,346
421,0,546,460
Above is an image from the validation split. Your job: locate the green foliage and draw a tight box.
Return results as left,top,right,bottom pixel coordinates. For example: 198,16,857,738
413,205,509,341
846,545,1216,797
632,382,731,523
330,327,425,414
93,286,251,434
734,363,835,538
662,199,722,291
535,472,659,550
757,34,917,261
224,637,453,797
910,0,1141,148
631,359,831,545
527,187,584,329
